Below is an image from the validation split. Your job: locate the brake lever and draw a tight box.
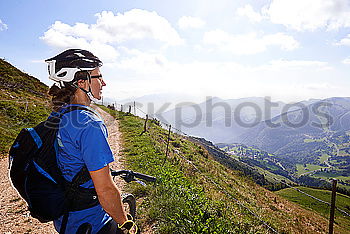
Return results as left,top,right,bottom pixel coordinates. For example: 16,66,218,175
120,172,135,183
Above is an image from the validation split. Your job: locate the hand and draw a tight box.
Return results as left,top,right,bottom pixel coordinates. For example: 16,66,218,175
118,220,138,234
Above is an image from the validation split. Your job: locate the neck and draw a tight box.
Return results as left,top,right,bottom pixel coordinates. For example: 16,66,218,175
71,89,91,106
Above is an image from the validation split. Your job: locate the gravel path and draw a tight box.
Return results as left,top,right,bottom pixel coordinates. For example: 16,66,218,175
0,106,125,233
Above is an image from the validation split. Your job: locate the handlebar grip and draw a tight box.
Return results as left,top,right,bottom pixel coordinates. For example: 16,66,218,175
132,172,157,182
110,169,129,177
110,169,156,182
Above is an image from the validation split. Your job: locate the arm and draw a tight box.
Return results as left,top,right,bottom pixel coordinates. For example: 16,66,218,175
89,165,128,225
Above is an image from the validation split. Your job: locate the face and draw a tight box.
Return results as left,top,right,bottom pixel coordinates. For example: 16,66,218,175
89,68,106,100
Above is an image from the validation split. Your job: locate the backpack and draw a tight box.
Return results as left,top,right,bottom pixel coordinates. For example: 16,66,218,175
8,106,99,226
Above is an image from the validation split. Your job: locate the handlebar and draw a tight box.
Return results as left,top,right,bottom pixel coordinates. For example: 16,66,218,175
110,169,156,183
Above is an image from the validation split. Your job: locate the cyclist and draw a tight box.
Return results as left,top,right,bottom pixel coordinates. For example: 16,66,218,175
46,49,136,233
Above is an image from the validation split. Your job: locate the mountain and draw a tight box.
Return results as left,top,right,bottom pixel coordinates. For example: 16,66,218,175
236,97,350,161
161,96,290,143
231,97,350,192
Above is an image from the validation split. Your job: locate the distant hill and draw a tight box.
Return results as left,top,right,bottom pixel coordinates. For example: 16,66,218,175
230,97,350,192
161,96,290,143
237,97,350,152
0,58,50,156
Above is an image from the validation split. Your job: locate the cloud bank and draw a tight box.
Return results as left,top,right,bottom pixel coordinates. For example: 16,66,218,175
41,9,183,62
203,30,299,55
178,16,206,30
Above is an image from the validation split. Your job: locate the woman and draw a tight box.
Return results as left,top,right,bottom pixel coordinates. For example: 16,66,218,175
46,49,136,233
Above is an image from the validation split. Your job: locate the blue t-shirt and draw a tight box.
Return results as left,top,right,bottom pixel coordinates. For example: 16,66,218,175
53,104,114,233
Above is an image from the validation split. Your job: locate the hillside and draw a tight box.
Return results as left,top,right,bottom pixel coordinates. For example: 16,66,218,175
101,106,348,233
0,58,51,156
216,143,293,184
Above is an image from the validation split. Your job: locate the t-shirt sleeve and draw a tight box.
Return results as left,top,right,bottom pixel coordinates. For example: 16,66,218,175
80,121,114,171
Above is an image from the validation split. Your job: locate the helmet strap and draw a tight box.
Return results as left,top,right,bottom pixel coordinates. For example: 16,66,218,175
70,79,98,103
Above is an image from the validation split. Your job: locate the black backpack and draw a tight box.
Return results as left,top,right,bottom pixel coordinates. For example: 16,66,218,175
9,106,99,229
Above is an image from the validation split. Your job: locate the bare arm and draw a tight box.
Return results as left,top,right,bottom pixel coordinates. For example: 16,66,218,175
90,165,127,225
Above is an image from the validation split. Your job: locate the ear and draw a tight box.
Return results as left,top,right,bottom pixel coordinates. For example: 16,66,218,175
77,79,87,89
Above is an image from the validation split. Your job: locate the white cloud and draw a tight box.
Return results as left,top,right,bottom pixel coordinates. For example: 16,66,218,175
0,19,8,31
265,0,350,31
236,5,263,22
202,30,299,55
260,59,331,71
93,10,183,45
334,34,350,46
178,16,206,30
105,48,169,75
342,57,350,64
41,9,183,62
102,56,334,102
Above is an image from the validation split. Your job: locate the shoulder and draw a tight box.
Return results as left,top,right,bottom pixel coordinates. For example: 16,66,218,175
60,105,104,129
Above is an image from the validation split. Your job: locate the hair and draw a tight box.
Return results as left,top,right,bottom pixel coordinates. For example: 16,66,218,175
48,83,77,111
48,70,92,111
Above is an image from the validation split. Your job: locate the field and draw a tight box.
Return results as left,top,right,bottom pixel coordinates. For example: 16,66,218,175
296,163,327,176
319,153,330,163
276,186,350,231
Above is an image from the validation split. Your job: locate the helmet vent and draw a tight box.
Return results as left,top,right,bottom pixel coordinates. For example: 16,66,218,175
57,71,67,77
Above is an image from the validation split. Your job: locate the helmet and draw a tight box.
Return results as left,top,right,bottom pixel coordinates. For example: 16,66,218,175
45,49,102,83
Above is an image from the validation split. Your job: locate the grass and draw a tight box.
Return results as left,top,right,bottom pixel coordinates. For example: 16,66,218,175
319,153,330,163
0,58,50,157
0,99,51,156
304,138,325,143
253,166,294,184
101,106,336,234
296,164,328,176
276,187,350,231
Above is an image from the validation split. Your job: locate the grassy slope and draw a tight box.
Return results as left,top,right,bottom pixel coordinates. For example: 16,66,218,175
0,58,51,157
276,187,350,231
101,106,346,233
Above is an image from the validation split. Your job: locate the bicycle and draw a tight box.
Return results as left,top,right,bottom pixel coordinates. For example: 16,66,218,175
76,169,156,234
111,169,157,219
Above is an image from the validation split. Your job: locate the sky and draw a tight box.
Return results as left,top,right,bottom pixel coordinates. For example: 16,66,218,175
1,0,350,104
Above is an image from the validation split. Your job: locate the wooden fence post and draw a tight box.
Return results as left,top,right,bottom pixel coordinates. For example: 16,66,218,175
328,179,337,234
140,115,148,136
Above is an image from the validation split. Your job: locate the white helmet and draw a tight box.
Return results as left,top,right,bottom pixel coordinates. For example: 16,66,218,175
45,49,102,84
46,49,103,103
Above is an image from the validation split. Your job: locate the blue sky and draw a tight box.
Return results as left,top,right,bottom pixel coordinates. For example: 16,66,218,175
1,0,350,103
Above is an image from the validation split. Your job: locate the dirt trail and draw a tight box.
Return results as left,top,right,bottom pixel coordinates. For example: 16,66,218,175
0,106,125,233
